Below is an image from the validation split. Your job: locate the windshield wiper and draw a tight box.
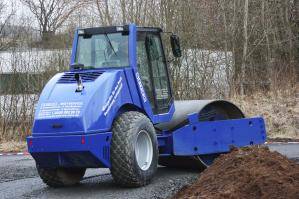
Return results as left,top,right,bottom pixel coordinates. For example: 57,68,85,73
84,66,96,69
71,63,84,70
104,33,118,58
71,63,95,70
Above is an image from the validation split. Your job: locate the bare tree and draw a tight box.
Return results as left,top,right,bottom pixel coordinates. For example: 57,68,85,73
0,2,16,51
95,0,113,25
1,0,298,142
240,0,248,96
94,0,161,26
21,0,85,43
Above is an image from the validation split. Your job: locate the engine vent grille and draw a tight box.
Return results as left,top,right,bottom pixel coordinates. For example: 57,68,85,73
57,71,103,84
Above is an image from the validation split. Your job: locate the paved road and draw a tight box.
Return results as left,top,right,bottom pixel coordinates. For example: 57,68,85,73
0,143,298,199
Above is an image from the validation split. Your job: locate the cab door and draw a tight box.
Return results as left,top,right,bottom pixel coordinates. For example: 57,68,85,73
137,31,173,114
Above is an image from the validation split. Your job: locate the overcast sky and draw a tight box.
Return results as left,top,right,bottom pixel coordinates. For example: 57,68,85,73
3,0,29,16
2,0,99,31
2,0,36,27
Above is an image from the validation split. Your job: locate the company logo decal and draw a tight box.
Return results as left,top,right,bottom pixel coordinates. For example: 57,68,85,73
102,76,123,116
37,101,83,119
135,72,147,103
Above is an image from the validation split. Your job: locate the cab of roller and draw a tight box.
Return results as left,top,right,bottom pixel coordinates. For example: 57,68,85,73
70,25,130,71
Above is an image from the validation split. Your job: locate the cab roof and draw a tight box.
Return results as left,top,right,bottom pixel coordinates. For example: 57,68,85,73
79,25,162,35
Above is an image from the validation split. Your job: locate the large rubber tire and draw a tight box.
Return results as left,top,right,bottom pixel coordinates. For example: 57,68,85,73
37,165,86,188
110,111,158,187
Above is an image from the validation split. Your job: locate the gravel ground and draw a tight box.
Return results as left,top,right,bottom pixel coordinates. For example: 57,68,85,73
0,156,198,199
0,143,298,199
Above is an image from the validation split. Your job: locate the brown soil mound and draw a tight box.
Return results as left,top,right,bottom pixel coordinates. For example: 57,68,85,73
173,147,299,199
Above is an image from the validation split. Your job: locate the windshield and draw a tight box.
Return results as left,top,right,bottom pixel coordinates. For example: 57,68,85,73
75,33,129,68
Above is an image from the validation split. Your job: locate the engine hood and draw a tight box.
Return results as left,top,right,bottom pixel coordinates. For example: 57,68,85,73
32,69,132,135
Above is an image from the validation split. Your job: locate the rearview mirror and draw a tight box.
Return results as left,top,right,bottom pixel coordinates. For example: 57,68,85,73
170,34,182,57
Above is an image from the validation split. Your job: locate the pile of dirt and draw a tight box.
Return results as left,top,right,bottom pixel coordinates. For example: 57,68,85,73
173,147,299,199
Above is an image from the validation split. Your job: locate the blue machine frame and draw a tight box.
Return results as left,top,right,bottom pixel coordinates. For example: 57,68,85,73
27,24,266,168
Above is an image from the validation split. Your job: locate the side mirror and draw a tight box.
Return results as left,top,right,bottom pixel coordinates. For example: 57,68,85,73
170,34,182,57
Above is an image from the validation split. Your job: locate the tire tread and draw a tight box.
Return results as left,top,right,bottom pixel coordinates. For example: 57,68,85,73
111,111,157,187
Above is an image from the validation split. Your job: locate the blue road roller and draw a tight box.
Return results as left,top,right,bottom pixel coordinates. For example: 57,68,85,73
27,24,266,187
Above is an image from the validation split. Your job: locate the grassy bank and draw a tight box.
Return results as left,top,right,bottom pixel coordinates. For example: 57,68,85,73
0,90,297,152
231,91,298,139
0,141,27,152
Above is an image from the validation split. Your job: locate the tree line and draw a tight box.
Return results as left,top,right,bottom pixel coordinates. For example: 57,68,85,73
0,0,298,141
